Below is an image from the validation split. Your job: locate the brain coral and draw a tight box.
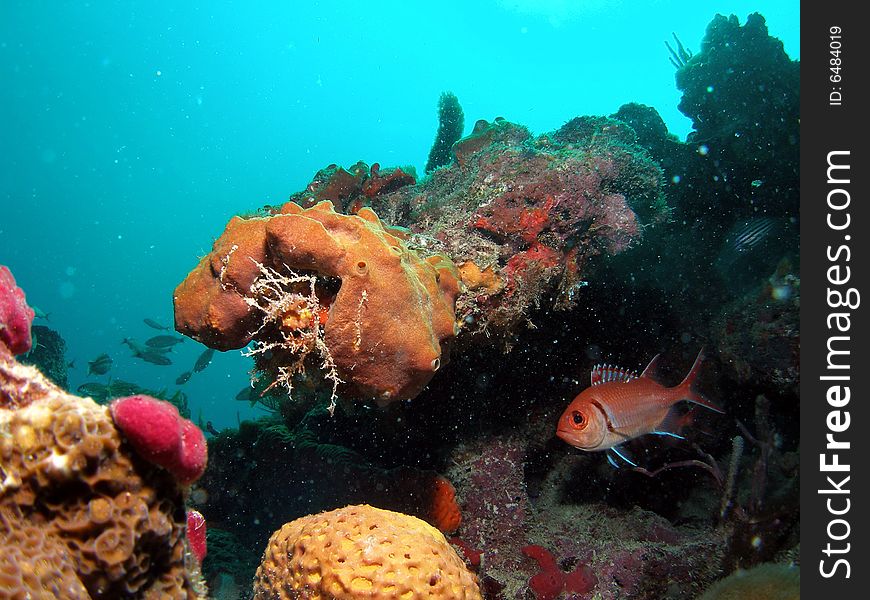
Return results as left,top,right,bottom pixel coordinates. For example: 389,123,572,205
253,504,482,600
0,345,205,599
174,200,461,404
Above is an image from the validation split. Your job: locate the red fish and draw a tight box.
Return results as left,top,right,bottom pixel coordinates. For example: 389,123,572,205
556,350,722,462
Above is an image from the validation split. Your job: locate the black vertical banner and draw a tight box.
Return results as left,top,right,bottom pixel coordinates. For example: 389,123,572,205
801,1,869,597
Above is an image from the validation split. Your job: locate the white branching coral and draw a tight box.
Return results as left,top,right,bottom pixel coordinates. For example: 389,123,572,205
239,259,343,415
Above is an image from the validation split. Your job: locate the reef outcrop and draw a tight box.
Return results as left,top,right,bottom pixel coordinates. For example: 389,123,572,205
371,116,667,342
676,13,799,219
174,201,461,405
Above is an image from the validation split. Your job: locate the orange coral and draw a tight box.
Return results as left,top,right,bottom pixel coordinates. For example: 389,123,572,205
0,346,205,599
253,504,482,600
174,201,461,404
427,475,462,534
458,261,503,295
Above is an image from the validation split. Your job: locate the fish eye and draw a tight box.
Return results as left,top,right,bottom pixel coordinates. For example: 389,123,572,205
571,410,586,429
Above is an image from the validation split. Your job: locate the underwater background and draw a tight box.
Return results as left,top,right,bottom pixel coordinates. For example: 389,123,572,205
2,0,797,430
1,1,800,599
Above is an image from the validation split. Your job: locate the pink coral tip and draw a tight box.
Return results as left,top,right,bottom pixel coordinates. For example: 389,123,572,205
186,509,208,563
0,265,36,355
175,419,208,485
110,394,208,484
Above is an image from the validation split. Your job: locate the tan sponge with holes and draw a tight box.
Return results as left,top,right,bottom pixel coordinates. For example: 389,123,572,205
253,504,482,600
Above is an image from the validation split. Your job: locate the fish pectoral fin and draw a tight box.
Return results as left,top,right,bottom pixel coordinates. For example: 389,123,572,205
608,446,639,467
656,405,695,438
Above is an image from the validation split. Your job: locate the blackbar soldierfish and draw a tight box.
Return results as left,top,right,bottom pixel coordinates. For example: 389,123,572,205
556,350,723,464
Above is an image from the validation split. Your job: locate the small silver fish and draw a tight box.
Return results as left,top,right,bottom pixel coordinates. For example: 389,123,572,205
122,337,148,354
77,382,109,397
87,353,113,376
726,217,776,254
146,335,185,348
143,318,170,331
193,348,215,373
32,306,50,320
137,351,173,366
235,386,256,404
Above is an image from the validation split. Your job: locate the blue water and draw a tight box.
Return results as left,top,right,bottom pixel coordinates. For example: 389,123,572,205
1,1,799,430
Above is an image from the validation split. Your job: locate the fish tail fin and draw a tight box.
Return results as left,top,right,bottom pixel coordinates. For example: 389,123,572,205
676,349,724,413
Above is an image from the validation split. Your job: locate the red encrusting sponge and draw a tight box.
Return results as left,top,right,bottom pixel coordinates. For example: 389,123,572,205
0,265,36,355
186,509,208,563
522,544,597,599
110,394,208,484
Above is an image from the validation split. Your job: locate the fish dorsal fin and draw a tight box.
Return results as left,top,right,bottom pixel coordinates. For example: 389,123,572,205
591,364,638,386
640,354,661,379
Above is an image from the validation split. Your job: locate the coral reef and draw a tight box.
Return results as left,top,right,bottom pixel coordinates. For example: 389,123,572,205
676,13,799,218
286,160,417,216
290,161,368,214
711,262,799,394
0,345,206,598
371,115,667,342
425,91,465,174
193,414,463,589
447,431,729,599
21,324,70,389
176,14,798,600
174,200,461,406
200,527,260,595
717,394,800,571
252,504,482,600
0,265,35,355
362,162,417,201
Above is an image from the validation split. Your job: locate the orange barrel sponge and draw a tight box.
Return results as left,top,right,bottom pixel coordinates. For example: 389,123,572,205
253,504,483,600
174,201,461,404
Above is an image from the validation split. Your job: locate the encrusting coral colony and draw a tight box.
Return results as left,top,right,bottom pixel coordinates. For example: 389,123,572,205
2,12,799,600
